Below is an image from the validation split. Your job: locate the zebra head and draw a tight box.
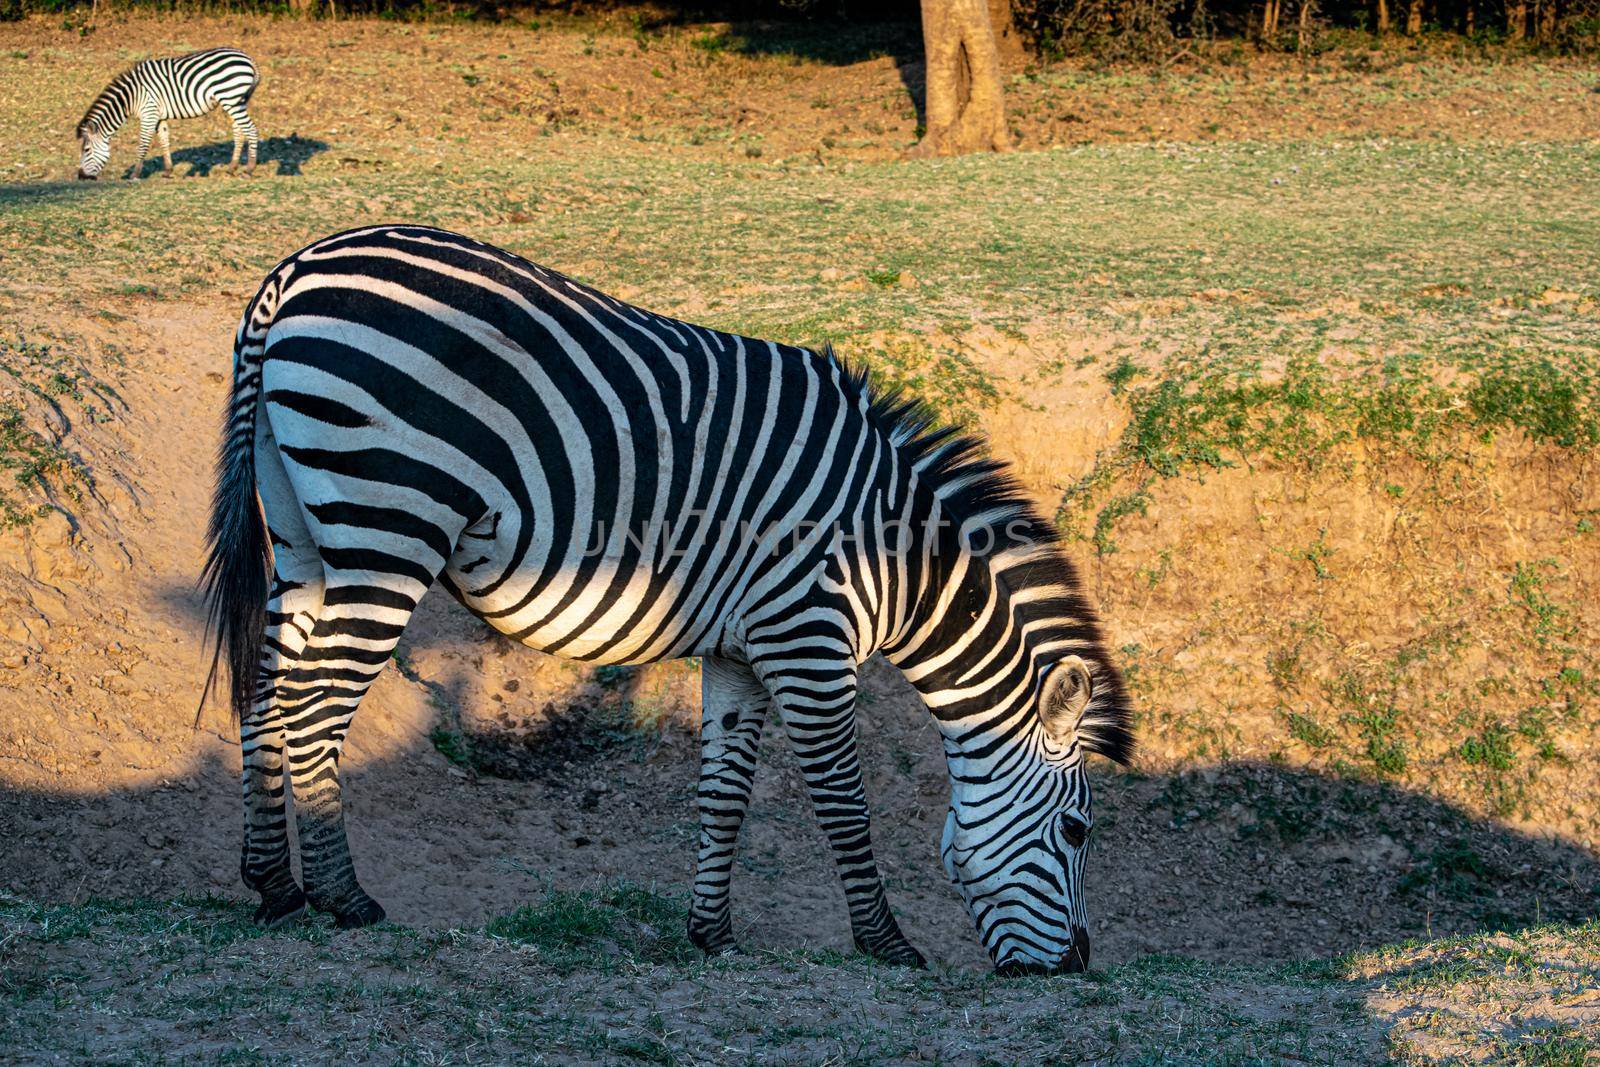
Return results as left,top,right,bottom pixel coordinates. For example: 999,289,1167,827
76,120,111,180
940,654,1126,975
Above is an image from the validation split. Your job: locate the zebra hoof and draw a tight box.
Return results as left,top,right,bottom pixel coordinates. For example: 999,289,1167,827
686,915,739,957
331,894,387,930
693,939,743,960
253,885,308,930
857,937,928,969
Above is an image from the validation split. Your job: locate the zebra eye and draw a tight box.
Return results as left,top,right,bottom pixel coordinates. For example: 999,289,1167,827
1058,814,1089,849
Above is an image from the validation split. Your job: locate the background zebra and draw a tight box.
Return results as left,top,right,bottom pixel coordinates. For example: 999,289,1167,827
77,47,259,180
203,225,1134,974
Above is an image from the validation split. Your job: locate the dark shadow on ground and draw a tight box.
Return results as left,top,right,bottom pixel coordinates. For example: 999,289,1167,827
0,182,108,206
655,18,928,126
132,134,330,178
158,577,664,787
701,19,919,66
140,576,1600,963
1093,760,1599,961
2,706,1595,970
443,664,672,784
728,20,926,128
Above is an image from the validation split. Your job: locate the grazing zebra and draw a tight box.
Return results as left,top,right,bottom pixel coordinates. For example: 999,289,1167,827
202,225,1134,974
76,47,259,180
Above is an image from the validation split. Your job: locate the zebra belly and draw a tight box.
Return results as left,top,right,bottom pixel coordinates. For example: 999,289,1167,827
443,512,730,666
159,98,218,121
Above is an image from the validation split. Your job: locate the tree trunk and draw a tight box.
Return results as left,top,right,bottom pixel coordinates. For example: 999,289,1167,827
1536,0,1556,38
1506,0,1526,37
912,0,1011,158
1376,0,1390,32
1405,0,1423,33
1297,0,1314,50
986,0,1027,69
1262,0,1281,38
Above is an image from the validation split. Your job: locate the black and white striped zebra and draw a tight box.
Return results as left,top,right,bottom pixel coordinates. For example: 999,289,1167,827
202,225,1134,974
77,47,259,180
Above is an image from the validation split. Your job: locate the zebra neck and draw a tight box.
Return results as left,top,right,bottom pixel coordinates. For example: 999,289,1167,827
884,546,1043,752
85,81,132,135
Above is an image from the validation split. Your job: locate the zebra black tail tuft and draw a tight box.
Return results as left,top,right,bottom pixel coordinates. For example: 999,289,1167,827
197,298,274,727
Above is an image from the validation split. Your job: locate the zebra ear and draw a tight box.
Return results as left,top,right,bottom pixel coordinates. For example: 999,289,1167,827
1040,656,1093,743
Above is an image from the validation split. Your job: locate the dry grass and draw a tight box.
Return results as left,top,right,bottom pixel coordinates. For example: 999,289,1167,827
2,893,1593,1064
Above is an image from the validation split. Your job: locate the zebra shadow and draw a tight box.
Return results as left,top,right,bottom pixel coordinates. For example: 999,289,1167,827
402,634,698,788
141,580,1600,964
135,134,330,179
1,716,1597,969
155,578,693,790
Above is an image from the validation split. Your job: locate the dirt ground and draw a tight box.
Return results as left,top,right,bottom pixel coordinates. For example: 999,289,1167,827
1,294,1594,974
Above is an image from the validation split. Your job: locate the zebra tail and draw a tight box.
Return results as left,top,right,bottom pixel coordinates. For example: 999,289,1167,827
196,301,273,727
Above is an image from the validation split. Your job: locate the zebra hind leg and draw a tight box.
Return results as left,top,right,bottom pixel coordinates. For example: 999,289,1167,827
156,121,174,178
687,656,770,955
240,447,323,928
241,544,319,927
259,374,455,928
754,653,926,968
221,101,257,176
278,572,432,929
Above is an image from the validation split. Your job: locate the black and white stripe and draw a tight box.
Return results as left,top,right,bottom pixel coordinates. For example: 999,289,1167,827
76,47,259,180
202,225,1134,973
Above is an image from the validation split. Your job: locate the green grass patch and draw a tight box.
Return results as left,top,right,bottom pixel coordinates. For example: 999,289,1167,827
427,721,473,768
1396,843,1494,903
0,894,307,948
485,881,695,969
1508,560,1577,645
1330,673,1409,777
0,336,104,527
1468,358,1600,448
1284,710,1335,751
1061,348,1599,552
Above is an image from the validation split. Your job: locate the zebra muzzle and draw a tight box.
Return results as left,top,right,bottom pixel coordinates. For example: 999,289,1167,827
994,925,1091,976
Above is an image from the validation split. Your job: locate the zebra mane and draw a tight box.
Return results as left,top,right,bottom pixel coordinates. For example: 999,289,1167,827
821,343,1135,766
77,68,132,137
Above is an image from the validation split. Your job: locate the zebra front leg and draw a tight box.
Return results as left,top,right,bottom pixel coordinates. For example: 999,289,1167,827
755,656,926,968
128,110,156,180
156,120,174,177
688,656,770,955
